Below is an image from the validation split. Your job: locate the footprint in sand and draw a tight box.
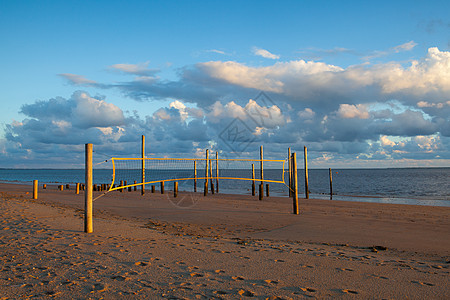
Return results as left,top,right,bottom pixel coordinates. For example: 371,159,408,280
238,289,255,297
190,272,204,277
263,279,278,284
411,280,434,286
337,268,354,272
214,290,228,295
232,276,245,281
300,287,316,293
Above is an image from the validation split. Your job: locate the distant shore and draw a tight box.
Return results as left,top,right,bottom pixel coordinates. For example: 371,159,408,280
1,183,449,299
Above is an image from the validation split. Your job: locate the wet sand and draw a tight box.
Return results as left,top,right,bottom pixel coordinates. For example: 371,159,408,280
0,183,449,299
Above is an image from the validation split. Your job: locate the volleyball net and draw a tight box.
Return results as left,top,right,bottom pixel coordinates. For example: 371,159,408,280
108,156,288,192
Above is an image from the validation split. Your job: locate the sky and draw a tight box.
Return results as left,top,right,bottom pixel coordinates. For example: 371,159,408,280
0,0,449,168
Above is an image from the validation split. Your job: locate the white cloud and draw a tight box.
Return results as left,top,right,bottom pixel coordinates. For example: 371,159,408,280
252,47,280,59
337,104,370,119
72,92,125,128
109,62,159,76
380,135,396,147
393,40,418,52
59,73,98,85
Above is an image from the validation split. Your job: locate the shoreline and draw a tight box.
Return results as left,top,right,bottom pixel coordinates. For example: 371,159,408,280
1,179,449,207
1,182,449,298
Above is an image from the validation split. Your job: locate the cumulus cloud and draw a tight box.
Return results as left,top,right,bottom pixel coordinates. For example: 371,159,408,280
337,104,370,119
252,47,280,59
3,47,450,167
109,62,159,76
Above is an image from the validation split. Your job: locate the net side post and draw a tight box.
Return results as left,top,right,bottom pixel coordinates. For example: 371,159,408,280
215,151,219,193
204,149,209,196
194,160,197,192
259,145,264,201
292,152,299,214
85,143,93,233
288,147,292,197
304,146,309,199
141,135,145,195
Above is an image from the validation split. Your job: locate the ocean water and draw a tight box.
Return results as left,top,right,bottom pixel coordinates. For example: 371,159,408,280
0,168,449,207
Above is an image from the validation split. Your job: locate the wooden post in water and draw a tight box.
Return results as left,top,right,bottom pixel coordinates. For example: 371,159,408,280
215,151,219,193
174,182,178,198
141,135,145,195
266,184,269,197
76,183,80,195
260,145,264,200
292,152,299,214
85,143,93,233
251,164,255,196
66,184,70,190
151,185,155,193
329,168,333,200
204,149,209,196
304,146,309,199
288,147,292,197
33,180,38,200
134,180,137,191
43,184,46,189
194,161,197,192
160,181,164,194
119,180,123,192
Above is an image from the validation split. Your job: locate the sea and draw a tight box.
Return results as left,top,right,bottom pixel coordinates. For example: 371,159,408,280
0,168,449,207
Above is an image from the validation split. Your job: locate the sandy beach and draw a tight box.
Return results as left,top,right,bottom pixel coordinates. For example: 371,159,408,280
0,183,449,299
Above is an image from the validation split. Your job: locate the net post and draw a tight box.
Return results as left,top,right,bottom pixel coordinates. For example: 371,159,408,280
251,164,255,196
174,182,178,198
194,161,197,192
160,181,164,194
288,147,292,197
215,151,219,193
304,146,309,199
260,145,264,200
33,180,38,200
209,158,214,194
141,135,145,195
85,143,93,233
204,149,209,196
292,152,299,214
329,168,333,200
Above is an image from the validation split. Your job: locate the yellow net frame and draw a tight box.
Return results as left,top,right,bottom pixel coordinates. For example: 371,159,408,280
108,157,287,192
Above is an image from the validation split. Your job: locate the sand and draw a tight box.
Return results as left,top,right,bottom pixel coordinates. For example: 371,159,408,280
0,183,449,299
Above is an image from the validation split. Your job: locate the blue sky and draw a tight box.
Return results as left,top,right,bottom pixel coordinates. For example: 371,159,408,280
1,0,449,168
